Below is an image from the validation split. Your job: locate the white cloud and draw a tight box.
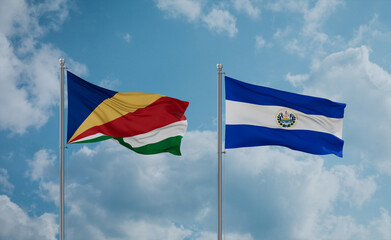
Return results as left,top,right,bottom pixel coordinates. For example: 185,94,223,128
156,0,238,38
348,14,391,49
377,160,391,178
0,195,58,240
39,181,59,205
289,46,391,176
225,146,381,239
181,130,216,161
348,14,378,47
0,35,55,134
321,215,370,240
255,35,266,49
47,132,237,239
67,58,88,77
302,0,344,37
0,0,39,37
26,149,56,182
123,33,131,43
266,0,308,13
0,169,14,195
194,231,254,240
156,0,202,22
333,165,377,207
369,208,391,240
285,72,309,86
119,220,192,240
267,0,345,58
272,2,391,61
318,210,391,240
203,8,238,37
285,38,305,57
98,78,120,90
26,149,59,204
232,0,260,19
195,205,211,222
29,129,384,239
0,0,86,134
75,145,97,158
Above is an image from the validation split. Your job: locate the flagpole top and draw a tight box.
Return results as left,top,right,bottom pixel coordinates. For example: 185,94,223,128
59,58,65,66
217,63,223,71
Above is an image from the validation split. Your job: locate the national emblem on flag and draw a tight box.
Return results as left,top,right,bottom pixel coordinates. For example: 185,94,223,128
225,76,346,157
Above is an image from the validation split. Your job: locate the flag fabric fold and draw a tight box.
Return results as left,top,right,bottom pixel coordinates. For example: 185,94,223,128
67,71,189,156
225,76,346,157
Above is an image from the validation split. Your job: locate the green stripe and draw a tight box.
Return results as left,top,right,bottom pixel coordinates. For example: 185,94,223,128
70,135,184,156
114,136,183,156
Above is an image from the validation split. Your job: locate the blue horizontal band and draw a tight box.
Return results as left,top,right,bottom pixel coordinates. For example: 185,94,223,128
225,124,344,157
225,76,346,118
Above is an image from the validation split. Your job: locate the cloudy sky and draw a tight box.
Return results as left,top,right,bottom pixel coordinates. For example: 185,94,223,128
1,0,391,239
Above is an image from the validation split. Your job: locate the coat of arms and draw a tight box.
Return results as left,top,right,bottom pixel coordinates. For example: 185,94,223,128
276,109,297,128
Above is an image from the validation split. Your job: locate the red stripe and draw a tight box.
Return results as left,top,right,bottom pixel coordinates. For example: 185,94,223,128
70,97,189,143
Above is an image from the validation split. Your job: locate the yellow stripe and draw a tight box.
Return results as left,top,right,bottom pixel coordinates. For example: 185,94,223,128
68,92,163,143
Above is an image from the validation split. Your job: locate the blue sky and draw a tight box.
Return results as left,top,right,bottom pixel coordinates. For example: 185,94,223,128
1,0,391,239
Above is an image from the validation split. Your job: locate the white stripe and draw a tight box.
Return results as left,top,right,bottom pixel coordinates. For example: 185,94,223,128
72,121,188,146
226,100,343,139
121,120,188,148
71,133,105,143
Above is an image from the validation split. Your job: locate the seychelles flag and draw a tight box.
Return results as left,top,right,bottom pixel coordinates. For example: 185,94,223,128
225,76,346,157
67,71,189,156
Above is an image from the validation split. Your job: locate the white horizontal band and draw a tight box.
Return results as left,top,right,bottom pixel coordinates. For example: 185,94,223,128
71,133,105,143
71,120,187,146
122,120,188,148
226,100,343,139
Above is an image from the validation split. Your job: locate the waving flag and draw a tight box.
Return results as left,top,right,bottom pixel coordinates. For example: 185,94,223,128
67,71,189,156
225,76,346,157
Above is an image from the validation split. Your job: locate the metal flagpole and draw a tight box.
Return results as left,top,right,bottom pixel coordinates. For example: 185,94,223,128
59,58,65,240
217,63,223,240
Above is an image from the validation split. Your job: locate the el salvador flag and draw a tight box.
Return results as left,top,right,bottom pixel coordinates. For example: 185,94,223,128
225,76,346,157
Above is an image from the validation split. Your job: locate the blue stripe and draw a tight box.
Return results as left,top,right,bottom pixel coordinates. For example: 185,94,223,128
225,125,344,157
67,71,118,142
225,76,346,118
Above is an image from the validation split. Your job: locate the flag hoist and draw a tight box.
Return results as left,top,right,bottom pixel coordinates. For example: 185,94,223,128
216,64,345,240
59,58,65,240
58,59,188,240
217,63,223,240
